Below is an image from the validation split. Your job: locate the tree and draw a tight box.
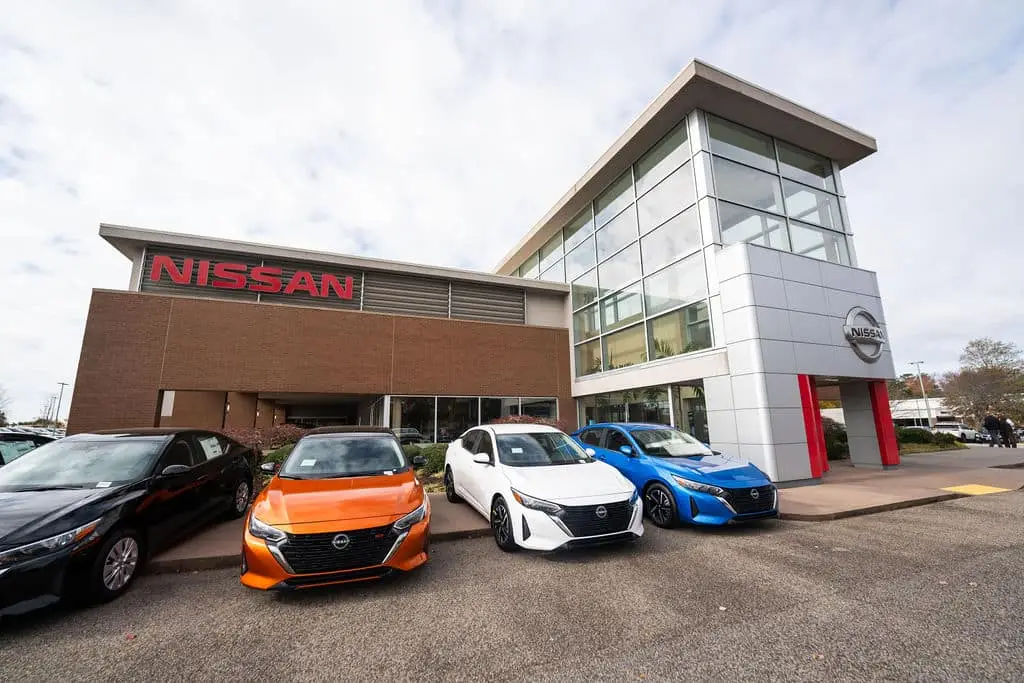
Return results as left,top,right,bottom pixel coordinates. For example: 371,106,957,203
0,385,9,427
887,372,940,400
940,338,1024,424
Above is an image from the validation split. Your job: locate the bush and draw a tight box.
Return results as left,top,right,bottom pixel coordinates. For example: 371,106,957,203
402,444,421,461
223,424,310,451
265,443,295,464
487,414,573,433
417,444,447,475
932,431,957,446
822,417,849,460
895,426,934,444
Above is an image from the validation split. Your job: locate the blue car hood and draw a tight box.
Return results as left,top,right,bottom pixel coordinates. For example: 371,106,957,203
650,454,770,486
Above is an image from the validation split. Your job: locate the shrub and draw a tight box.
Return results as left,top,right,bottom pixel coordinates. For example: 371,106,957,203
895,426,934,444
265,443,295,464
487,414,573,434
821,417,849,460
932,431,957,446
402,444,421,461
417,444,447,475
223,424,310,451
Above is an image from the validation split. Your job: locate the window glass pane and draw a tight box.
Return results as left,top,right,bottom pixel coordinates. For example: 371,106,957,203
594,171,633,227
782,180,843,231
521,398,557,419
778,141,836,192
635,122,691,195
707,115,777,172
564,206,594,252
436,397,479,443
596,205,638,261
573,303,600,340
565,237,596,280
713,157,783,214
604,324,647,370
600,283,644,333
538,232,563,271
520,252,539,279
789,221,850,265
481,398,520,422
540,260,565,283
390,397,436,444
571,268,599,310
576,339,602,376
640,207,701,273
648,302,712,359
643,253,707,316
637,163,696,234
597,242,641,297
718,201,791,251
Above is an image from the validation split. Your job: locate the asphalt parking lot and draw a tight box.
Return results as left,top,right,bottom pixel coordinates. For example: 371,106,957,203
2,492,1023,682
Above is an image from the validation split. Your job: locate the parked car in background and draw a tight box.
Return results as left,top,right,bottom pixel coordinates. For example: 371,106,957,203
0,428,255,617
932,423,977,442
0,429,57,467
444,424,643,552
572,423,777,527
242,427,430,591
393,428,427,445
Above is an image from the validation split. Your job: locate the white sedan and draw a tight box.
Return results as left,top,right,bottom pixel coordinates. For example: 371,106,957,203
443,424,644,552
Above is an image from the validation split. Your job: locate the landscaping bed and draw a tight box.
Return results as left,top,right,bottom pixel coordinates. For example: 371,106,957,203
899,442,969,455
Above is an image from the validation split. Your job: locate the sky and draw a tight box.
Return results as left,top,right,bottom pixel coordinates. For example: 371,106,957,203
1,0,1023,422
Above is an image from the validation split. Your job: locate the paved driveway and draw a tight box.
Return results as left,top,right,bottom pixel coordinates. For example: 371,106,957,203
2,492,1023,682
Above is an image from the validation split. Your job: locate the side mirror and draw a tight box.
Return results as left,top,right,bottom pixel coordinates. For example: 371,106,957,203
711,450,722,456
260,462,279,474
472,453,491,465
584,447,597,457
412,455,426,467
619,445,634,456
160,464,190,476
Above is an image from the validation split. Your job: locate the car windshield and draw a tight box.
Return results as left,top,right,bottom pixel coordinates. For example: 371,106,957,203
630,428,714,458
0,438,165,490
280,435,408,479
495,432,592,467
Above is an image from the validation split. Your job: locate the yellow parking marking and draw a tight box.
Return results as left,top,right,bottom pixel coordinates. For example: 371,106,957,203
942,484,1012,496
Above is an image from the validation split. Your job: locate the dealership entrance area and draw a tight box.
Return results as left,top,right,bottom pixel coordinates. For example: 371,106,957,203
577,382,709,443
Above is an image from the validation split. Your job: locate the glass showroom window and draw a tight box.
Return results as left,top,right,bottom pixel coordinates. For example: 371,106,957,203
538,231,563,272
782,180,843,232
436,397,479,443
777,140,836,192
712,156,784,215
521,398,557,419
635,121,691,196
719,201,790,251
789,221,850,265
565,236,597,281
636,163,696,235
576,338,602,376
594,171,634,227
601,283,644,333
573,303,600,341
564,206,594,252
596,206,639,261
540,260,565,283
643,253,708,317
707,115,777,172
519,252,539,279
481,398,520,422
390,397,437,443
640,207,701,273
597,243,642,298
571,268,599,310
648,301,711,359
604,323,647,370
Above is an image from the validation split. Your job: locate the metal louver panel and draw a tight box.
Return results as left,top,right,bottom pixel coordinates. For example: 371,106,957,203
362,272,450,318
450,282,525,324
140,247,260,302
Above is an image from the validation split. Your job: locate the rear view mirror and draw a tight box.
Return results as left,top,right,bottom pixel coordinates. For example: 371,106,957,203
160,464,190,476
260,462,280,474
412,455,426,467
472,453,491,465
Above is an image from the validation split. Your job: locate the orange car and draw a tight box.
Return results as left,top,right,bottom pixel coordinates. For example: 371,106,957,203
241,427,430,590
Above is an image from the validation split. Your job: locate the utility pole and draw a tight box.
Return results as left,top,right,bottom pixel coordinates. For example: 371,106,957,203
909,361,935,428
55,382,69,430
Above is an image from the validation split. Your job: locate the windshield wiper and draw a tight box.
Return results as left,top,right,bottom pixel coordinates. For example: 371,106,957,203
8,485,84,492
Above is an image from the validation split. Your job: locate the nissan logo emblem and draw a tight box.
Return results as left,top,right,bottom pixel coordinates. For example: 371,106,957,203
331,534,351,550
750,489,759,500
595,506,608,519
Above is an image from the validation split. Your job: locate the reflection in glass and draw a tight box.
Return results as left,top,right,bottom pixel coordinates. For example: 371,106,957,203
538,232,563,271
563,206,594,252
596,206,638,261
643,254,708,317
390,397,437,443
789,221,850,265
604,324,647,370
573,303,600,340
598,243,641,297
635,122,690,196
540,260,565,283
571,269,599,310
520,252,539,279
481,398,520,422
640,208,701,273
576,339,602,376
565,237,596,280
782,180,842,231
777,141,836,192
707,115,777,172
521,398,557,419
648,302,711,360
594,171,634,227
718,201,790,251
637,163,696,234
601,283,644,333
436,397,479,443
712,157,783,214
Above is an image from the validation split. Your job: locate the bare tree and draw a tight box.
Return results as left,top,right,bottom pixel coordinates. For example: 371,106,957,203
941,338,1024,424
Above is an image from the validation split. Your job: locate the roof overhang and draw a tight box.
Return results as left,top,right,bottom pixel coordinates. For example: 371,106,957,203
494,59,877,275
100,223,569,293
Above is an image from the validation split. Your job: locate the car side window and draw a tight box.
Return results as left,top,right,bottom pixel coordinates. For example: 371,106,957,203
580,428,605,446
194,433,227,461
163,438,199,468
476,432,495,461
461,430,480,454
605,430,631,452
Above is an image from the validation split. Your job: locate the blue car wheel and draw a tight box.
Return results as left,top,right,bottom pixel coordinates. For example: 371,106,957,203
644,483,678,528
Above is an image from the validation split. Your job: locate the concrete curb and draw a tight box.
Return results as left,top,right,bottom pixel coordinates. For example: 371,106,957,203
990,462,1024,469
778,493,966,522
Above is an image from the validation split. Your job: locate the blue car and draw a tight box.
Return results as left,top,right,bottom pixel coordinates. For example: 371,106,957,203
571,423,777,527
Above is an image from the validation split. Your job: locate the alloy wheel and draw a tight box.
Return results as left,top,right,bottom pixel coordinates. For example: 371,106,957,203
646,487,674,526
235,481,250,513
492,501,511,546
445,471,455,498
102,537,139,591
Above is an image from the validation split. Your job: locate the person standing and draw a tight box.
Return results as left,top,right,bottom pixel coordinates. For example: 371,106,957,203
983,413,1003,447
999,416,1017,449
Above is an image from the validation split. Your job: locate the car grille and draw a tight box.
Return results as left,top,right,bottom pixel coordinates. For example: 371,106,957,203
722,485,775,514
557,500,632,537
282,566,392,588
280,525,394,575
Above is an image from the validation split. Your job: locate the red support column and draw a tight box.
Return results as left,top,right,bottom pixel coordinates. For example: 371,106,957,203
868,381,900,467
798,374,827,478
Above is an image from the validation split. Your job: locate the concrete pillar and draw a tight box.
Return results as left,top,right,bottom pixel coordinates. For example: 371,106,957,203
840,381,882,467
224,392,258,430
254,399,276,429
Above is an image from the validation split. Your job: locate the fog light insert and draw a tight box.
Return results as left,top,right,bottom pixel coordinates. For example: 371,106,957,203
689,496,699,519
522,516,531,541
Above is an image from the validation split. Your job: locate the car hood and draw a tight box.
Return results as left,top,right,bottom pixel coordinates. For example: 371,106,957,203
0,488,120,547
253,470,423,525
502,461,633,503
649,454,771,486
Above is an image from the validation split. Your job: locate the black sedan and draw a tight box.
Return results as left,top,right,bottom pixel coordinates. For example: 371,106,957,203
0,428,256,617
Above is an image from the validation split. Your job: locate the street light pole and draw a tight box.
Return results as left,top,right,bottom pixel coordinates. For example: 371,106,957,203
54,382,69,430
909,361,935,428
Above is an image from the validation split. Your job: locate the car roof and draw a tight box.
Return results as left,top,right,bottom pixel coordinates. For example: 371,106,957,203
485,423,562,435
88,427,201,437
577,422,670,431
304,426,396,437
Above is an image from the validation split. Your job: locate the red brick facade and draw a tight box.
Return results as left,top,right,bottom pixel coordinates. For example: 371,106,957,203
67,290,574,434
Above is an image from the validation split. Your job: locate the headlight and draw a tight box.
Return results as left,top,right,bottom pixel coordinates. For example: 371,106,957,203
393,501,427,531
248,514,286,543
629,488,640,505
0,518,101,568
672,475,725,497
511,489,562,515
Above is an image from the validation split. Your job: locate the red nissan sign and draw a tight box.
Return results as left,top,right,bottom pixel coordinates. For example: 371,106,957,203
148,255,354,299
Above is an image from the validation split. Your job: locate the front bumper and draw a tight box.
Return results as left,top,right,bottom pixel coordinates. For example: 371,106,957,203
511,497,644,552
0,548,75,617
241,515,430,591
672,484,778,526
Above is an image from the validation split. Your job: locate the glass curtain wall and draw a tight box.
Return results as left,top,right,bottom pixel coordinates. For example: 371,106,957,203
390,396,558,443
577,382,708,443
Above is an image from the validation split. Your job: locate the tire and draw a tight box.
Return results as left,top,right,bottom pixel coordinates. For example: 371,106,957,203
490,496,519,553
644,482,679,528
86,529,143,604
227,479,252,519
444,467,463,504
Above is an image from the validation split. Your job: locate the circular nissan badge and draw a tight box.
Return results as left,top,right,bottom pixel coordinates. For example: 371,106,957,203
842,306,886,363
595,506,608,519
331,534,351,550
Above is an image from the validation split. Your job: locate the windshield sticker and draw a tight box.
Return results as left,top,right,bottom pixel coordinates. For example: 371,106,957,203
299,459,316,467
198,436,223,460
383,470,394,476
511,447,524,454
96,481,112,488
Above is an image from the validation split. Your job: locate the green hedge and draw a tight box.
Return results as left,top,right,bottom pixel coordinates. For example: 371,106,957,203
410,443,446,475
264,443,295,464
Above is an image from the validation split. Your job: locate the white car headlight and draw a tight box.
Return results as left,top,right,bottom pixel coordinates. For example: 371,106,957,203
248,514,286,543
629,488,640,506
0,518,102,568
511,489,562,515
393,501,427,531
672,475,725,497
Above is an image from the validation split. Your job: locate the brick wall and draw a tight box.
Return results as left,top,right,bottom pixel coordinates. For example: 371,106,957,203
68,290,575,433
159,391,226,430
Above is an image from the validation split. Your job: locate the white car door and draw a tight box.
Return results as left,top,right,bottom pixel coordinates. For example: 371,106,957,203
455,430,488,513
468,430,503,515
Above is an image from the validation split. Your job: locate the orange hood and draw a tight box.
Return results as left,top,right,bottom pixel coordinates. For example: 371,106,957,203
252,470,424,525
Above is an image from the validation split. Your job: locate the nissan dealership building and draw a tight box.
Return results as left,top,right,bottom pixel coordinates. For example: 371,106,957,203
67,60,899,485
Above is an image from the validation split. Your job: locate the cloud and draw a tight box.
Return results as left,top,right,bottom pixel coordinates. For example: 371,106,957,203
0,0,1022,420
